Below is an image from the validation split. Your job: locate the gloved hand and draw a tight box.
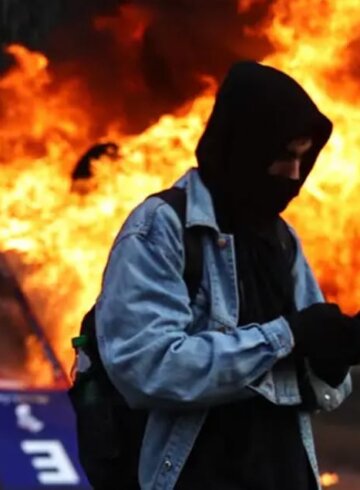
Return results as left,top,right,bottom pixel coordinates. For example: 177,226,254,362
285,303,360,365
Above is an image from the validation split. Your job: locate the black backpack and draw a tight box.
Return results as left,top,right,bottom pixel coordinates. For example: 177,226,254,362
68,188,203,489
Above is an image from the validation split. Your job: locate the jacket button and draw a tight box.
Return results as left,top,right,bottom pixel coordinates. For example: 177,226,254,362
217,237,227,248
164,459,172,471
324,393,331,402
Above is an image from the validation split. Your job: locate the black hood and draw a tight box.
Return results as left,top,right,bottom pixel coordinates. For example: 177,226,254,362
196,61,333,226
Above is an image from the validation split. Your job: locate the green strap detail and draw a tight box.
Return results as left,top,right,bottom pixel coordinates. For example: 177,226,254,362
72,334,89,349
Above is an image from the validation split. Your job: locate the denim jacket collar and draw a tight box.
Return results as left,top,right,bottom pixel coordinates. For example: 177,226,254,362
174,168,220,233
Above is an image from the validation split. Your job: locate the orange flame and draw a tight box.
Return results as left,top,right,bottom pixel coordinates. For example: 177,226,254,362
264,0,360,311
320,472,340,487
0,44,214,385
1,0,360,385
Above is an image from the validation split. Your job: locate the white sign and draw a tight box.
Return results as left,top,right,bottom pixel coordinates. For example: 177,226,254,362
21,440,80,485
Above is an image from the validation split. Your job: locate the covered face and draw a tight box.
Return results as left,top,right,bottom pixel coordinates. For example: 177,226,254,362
196,61,333,225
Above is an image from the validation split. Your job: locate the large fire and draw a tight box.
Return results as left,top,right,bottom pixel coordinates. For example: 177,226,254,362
1,0,360,387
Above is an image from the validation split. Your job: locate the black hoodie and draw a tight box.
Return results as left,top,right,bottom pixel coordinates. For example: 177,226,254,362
196,60,332,227
176,62,332,490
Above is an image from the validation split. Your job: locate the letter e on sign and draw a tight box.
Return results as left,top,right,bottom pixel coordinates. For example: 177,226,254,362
21,440,80,484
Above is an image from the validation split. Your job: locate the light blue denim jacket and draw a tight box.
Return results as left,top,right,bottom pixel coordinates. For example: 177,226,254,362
95,168,351,490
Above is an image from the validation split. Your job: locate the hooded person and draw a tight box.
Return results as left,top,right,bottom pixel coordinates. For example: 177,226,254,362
196,60,332,226
93,61,360,490
195,60,331,328
175,61,356,489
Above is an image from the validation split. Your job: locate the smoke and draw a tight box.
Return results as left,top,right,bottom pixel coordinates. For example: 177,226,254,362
34,0,275,136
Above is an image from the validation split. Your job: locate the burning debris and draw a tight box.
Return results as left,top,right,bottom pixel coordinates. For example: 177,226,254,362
70,141,120,194
71,142,119,181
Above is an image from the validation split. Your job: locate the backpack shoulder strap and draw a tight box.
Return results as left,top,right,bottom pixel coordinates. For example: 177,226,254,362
150,187,203,303
79,188,203,341
278,217,296,270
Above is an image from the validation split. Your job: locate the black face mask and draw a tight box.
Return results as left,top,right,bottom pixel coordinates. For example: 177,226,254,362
228,175,301,224
260,175,301,215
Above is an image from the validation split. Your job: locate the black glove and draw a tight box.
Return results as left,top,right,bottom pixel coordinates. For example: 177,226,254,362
285,303,360,365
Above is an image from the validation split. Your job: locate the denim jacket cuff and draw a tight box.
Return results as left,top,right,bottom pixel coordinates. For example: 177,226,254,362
259,316,295,360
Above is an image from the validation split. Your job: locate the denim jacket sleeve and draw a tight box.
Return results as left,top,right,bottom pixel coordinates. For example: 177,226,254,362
95,199,295,409
290,227,352,411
